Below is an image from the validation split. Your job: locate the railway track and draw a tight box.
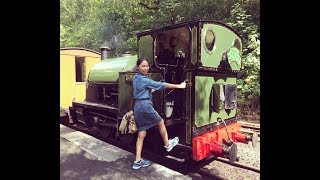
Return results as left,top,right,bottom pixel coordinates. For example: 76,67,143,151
214,157,260,173
238,121,260,129
197,168,228,180
239,121,260,137
196,156,260,179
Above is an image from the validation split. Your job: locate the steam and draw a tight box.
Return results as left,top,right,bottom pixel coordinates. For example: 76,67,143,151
101,24,127,57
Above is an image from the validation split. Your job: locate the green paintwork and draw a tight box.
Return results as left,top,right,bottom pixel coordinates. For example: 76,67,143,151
138,35,154,66
118,73,134,116
200,24,242,70
88,55,137,83
194,75,237,127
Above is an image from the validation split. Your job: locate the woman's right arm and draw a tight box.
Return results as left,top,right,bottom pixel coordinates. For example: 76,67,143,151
144,77,186,90
165,82,186,89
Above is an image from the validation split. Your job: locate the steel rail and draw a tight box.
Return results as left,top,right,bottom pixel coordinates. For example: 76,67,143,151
215,157,260,173
240,128,260,137
238,121,260,130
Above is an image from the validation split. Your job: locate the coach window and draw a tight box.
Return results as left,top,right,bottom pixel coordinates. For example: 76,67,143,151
204,29,215,53
75,56,86,82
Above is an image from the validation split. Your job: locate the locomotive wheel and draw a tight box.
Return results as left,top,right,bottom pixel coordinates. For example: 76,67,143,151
119,133,136,145
98,126,113,138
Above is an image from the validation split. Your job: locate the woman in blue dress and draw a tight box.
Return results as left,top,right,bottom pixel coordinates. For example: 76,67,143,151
132,58,186,169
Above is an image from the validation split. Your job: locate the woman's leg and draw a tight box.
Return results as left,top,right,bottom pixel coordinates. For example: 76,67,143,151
157,119,169,146
135,130,146,162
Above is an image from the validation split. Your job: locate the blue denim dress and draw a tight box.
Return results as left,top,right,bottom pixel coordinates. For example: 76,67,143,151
133,73,167,132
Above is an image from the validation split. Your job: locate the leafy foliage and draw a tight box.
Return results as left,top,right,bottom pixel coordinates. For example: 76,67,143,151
225,1,260,119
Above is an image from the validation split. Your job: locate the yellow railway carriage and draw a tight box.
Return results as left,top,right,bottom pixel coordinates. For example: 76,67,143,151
60,47,101,109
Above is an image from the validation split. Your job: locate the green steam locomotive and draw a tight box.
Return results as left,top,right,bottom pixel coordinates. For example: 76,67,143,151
68,20,257,164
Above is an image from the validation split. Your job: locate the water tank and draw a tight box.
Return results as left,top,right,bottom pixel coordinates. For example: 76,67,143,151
88,54,137,84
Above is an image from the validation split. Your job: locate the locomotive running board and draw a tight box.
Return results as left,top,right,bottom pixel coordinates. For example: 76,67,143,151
165,155,187,162
165,144,191,162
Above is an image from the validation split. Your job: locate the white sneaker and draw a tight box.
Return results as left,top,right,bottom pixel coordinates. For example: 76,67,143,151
165,137,179,152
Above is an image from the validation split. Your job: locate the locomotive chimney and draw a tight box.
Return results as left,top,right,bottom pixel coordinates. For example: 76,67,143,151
100,44,111,60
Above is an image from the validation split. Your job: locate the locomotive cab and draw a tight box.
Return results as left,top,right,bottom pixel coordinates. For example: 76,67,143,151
136,25,191,122
154,27,190,120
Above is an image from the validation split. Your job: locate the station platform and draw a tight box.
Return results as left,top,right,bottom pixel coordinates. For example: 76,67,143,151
60,124,192,179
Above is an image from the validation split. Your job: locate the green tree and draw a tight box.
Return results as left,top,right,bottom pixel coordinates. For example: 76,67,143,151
227,1,260,120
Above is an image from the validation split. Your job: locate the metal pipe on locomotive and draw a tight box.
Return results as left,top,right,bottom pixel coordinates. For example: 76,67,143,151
68,20,258,164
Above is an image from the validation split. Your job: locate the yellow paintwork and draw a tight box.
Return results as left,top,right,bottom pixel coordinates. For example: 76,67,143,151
60,48,101,109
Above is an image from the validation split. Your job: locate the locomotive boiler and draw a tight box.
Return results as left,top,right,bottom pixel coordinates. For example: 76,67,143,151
68,20,258,164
